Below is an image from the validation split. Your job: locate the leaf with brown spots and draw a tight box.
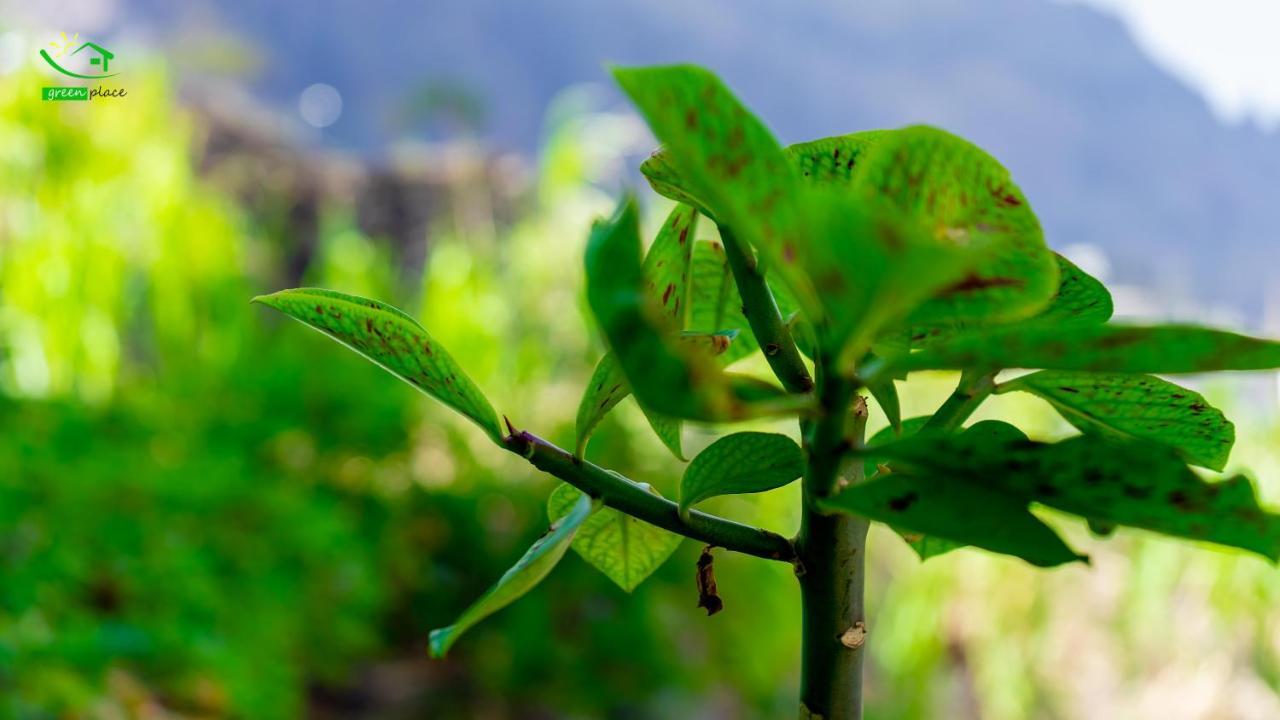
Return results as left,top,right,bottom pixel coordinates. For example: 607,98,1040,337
576,203,700,458
584,196,805,422
850,126,1059,326
908,253,1112,348
896,323,1280,376
253,287,502,443
863,421,1280,560
997,371,1234,471
820,469,1084,567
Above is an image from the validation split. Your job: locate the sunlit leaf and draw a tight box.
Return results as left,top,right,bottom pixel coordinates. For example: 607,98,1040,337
851,126,1058,326
253,288,502,443
864,421,1280,560
429,492,593,657
679,432,804,512
547,484,682,592
897,323,1280,375
998,371,1234,471
910,252,1112,348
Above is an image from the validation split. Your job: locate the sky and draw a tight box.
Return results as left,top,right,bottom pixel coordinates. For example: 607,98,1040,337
1067,0,1280,130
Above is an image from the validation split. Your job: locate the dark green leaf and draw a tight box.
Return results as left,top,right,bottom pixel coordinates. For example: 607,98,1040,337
898,324,1280,375
253,288,502,443
865,422,1280,560
584,196,800,422
429,492,593,657
865,416,963,560
679,432,804,512
997,370,1234,471
820,470,1085,567
547,484,682,592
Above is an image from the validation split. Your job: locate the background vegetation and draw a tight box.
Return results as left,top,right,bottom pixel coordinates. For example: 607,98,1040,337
4,62,1280,720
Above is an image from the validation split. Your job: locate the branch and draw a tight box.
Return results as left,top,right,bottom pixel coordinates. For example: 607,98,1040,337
921,369,997,433
718,224,814,394
503,426,797,563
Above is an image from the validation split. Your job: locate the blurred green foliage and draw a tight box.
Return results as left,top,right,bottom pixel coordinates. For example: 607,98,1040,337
3,61,1280,720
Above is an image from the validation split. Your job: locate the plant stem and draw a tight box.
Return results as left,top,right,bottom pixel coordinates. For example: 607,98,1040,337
718,224,814,394
503,428,797,563
797,374,867,719
921,368,997,433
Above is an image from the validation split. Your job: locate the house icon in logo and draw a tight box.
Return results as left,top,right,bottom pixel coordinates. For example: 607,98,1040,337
72,41,113,73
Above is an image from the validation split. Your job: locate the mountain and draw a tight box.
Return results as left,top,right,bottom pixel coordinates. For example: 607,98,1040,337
109,0,1280,318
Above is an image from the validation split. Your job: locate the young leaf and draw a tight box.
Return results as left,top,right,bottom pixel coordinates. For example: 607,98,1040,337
997,371,1234,471
820,471,1085,568
253,288,502,443
429,492,593,657
575,204,699,458
898,323,1280,375
688,240,755,363
584,196,798,422
851,126,1059,326
644,202,699,326
679,432,805,512
547,484,682,592
865,422,1280,560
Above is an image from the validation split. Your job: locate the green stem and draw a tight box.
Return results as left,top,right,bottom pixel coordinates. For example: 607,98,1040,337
504,428,797,563
718,224,814,394
797,373,867,718
921,369,997,433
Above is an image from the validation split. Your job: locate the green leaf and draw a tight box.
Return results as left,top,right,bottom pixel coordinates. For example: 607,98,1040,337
253,288,502,443
618,65,819,318
898,323,1280,375
429,492,593,657
679,432,805,512
865,422,1280,560
851,126,1059,326
584,196,798,422
909,252,1112,348
786,132,890,184
794,187,975,367
997,371,1234,471
547,484,682,592
821,470,1085,568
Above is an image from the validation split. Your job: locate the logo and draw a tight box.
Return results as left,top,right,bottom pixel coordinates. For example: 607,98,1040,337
39,33,127,102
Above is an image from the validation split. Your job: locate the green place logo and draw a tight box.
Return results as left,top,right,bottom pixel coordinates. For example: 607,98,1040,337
42,87,89,102
40,32,118,80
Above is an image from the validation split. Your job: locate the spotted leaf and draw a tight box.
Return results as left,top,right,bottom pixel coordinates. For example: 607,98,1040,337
253,288,502,443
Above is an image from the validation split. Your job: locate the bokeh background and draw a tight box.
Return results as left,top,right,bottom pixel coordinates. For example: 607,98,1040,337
3,1,1280,718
